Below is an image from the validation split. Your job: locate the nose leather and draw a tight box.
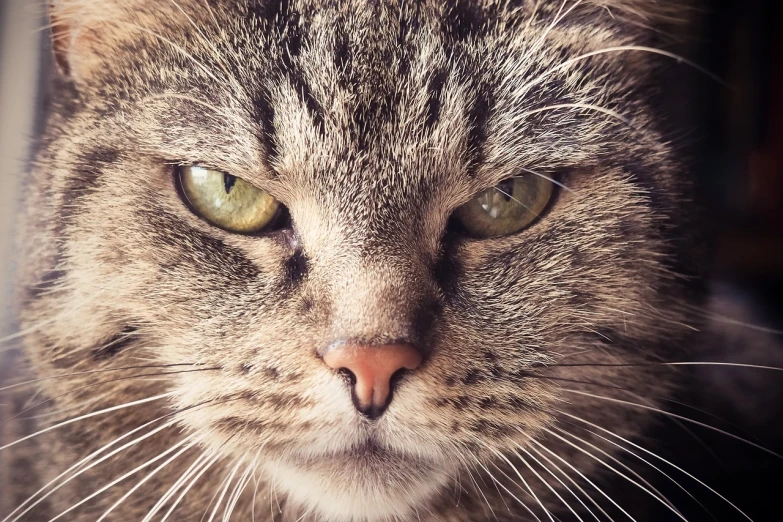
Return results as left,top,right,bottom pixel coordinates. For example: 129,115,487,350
322,343,422,418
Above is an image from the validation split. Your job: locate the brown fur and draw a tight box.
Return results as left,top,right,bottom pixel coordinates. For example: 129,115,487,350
4,1,711,521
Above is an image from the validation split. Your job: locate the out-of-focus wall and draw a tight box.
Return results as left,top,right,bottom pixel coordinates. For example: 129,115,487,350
0,0,44,338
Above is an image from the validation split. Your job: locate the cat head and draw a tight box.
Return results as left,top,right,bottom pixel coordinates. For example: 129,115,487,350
22,1,702,520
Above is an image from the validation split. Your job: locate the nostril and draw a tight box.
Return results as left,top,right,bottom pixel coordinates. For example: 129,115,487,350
336,367,357,386
389,367,409,391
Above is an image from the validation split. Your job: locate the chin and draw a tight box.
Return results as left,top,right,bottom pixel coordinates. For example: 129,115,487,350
262,444,453,522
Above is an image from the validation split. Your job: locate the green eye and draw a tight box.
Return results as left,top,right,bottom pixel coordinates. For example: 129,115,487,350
178,166,281,234
454,175,554,237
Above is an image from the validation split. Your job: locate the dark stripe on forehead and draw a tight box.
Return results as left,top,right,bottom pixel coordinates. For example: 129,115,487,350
441,1,488,41
424,70,447,131
284,68,325,134
466,87,493,172
253,89,278,163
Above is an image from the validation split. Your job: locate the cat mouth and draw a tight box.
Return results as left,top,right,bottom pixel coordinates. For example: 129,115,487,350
287,438,432,470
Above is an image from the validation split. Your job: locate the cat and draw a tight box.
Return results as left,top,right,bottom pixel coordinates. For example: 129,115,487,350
1,1,779,521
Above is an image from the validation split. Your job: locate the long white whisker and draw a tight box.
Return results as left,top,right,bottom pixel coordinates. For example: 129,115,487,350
522,431,637,522
0,393,172,452
560,388,783,459
494,187,538,215
5,417,179,522
515,443,602,522
206,457,245,522
516,167,574,192
513,447,584,521
542,427,688,521
576,424,719,521
95,436,200,522
465,451,541,522
48,434,196,522
513,45,724,98
463,457,504,521
474,438,554,522
143,449,213,522
554,426,682,516
517,102,633,127
224,457,258,522
522,0,585,66
556,409,754,521
160,452,223,522
523,443,610,522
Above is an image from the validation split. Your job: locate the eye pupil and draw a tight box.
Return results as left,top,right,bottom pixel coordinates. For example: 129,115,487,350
496,179,514,201
223,173,237,194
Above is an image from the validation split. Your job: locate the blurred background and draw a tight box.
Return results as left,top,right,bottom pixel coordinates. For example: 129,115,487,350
0,0,781,520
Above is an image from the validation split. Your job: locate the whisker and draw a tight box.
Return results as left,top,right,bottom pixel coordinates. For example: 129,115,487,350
6,395,240,522
474,437,555,522
0,363,197,394
541,427,687,521
574,424,720,522
161,451,223,522
1,367,220,429
548,362,783,371
143,449,214,522
523,443,611,522
556,409,754,521
514,443,602,522
521,0,586,68
553,426,682,516
513,447,585,521
224,458,257,522
516,167,574,192
466,451,541,522
560,388,783,459
514,45,725,99
4,417,180,522
522,431,637,522
0,318,57,346
517,103,633,127
48,434,197,522
95,436,200,522
0,392,173,452
494,187,539,216
206,457,246,522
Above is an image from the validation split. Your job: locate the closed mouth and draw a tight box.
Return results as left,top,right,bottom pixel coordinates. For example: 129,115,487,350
290,438,425,468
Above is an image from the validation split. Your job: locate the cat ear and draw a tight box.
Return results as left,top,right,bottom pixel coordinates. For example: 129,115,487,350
48,0,126,81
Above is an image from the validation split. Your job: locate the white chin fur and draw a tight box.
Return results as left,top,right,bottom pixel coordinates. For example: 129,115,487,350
262,456,452,522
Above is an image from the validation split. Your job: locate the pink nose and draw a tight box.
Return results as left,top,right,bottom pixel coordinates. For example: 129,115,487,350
322,343,423,418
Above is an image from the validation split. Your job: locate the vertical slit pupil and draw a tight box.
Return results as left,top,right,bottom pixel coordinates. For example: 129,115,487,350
223,173,237,194
497,179,514,201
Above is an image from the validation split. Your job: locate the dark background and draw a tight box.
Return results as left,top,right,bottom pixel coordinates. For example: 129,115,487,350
694,0,783,304
634,1,783,520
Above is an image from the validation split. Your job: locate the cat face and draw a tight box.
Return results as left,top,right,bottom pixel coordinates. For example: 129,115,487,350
19,1,702,520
